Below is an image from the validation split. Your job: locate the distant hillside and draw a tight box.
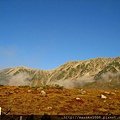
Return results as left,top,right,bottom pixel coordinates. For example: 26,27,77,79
0,57,120,88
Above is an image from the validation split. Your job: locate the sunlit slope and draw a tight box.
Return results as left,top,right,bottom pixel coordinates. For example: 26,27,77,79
0,57,120,88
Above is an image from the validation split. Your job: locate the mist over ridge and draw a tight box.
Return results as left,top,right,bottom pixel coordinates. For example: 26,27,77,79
0,57,120,89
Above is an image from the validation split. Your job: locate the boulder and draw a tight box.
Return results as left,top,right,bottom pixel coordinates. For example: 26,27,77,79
104,91,110,95
101,94,107,99
27,90,32,93
98,108,108,112
111,92,116,95
41,90,46,97
80,89,86,95
76,97,81,100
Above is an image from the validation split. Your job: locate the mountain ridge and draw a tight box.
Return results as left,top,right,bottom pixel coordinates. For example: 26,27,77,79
0,57,120,88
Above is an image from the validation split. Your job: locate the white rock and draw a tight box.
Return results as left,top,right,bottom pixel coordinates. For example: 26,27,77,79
111,92,116,95
27,90,31,93
103,100,106,103
80,89,86,95
81,91,86,95
37,87,42,91
98,108,108,112
76,97,81,100
104,91,110,94
114,90,118,93
47,107,52,110
101,94,107,99
41,90,46,96
80,89,83,91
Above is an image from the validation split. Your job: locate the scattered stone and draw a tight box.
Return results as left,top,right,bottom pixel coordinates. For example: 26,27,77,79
37,87,43,91
101,94,107,99
27,90,32,93
10,91,14,94
15,90,19,93
76,97,81,100
81,91,86,95
104,91,110,95
98,108,108,112
41,90,46,97
80,89,86,95
111,92,116,95
75,97,84,103
47,107,52,110
103,91,116,96
103,100,106,103
44,107,52,111
114,90,118,93
6,91,14,95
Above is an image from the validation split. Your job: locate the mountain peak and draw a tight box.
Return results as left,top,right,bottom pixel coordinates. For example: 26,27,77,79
0,57,120,88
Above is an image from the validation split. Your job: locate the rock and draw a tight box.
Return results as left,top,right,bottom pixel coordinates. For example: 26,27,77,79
37,87,43,91
104,91,110,95
6,91,14,95
75,97,84,103
80,89,83,91
76,97,81,100
47,107,52,110
10,91,14,94
98,108,108,112
27,90,32,93
80,89,86,95
103,100,106,103
101,94,107,99
111,92,116,95
41,90,46,97
114,90,118,93
81,91,86,95
15,90,19,93
104,91,116,95
44,107,52,111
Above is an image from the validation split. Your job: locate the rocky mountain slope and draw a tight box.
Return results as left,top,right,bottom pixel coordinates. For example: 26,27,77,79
0,57,120,88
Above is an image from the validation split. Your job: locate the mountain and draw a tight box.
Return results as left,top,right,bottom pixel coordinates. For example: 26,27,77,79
0,66,50,87
0,57,120,88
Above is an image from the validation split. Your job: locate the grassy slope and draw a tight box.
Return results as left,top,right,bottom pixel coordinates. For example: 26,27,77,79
0,86,120,115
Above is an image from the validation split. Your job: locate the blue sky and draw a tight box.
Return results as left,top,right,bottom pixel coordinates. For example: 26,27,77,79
0,0,120,70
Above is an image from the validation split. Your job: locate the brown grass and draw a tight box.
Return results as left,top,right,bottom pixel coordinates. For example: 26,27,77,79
0,86,120,115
